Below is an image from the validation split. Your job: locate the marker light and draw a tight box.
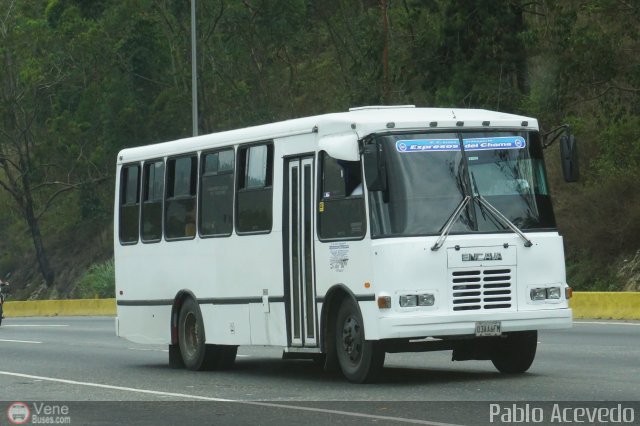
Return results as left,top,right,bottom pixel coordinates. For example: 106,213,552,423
399,295,417,307
377,296,391,309
530,288,546,301
565,287,573,300
417,293,435,306
546,287,561,299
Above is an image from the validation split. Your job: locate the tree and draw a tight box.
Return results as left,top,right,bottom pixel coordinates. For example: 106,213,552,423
0,1,104,286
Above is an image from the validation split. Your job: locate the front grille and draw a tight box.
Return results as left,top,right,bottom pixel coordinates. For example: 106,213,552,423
451,268,512,311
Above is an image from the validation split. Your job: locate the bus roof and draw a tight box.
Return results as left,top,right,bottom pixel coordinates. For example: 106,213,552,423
117,106,537,164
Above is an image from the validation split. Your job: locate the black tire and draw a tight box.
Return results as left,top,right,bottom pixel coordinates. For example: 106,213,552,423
491,331,538,374
178,298,208,371
177,298,238,371
335,298,385,383
0,304,3,326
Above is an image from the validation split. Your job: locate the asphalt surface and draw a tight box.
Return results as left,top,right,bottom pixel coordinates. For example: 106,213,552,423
0,317,638,425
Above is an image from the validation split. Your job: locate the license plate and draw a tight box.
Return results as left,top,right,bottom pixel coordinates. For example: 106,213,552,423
475,321,502,337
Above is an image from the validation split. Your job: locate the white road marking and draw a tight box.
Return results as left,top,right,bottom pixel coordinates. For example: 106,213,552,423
2,324,69,327
0,370,462,426
127,348,168,352
574,321,640,326
0,339,42,344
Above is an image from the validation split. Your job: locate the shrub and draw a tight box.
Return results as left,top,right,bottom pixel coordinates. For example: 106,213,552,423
75,258,115,299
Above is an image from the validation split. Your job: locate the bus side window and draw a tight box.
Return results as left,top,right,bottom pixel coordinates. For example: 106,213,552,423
318,152,366,240
141,160,164,242
165,155,198,239
236,143,273,233
119,164,140,244
200,149,234,237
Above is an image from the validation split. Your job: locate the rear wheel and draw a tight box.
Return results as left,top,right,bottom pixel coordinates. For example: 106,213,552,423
335,298,385,383
491,331,537,374
178,298,208,370
177,297,237,371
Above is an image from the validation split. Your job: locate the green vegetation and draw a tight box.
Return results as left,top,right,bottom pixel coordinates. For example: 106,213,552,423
1,0,638,298
73,258,115,299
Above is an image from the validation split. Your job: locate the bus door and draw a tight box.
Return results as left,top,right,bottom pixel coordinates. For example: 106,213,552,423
284,156,318,347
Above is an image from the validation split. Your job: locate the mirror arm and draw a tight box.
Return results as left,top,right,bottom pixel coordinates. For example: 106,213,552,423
542,124,570,149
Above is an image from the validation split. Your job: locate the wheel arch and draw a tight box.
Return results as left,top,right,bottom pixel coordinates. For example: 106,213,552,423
319,284,362,353
170,289,198,345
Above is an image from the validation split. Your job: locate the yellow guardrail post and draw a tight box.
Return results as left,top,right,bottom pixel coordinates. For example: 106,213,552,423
3,299,116,317
569,292,640,320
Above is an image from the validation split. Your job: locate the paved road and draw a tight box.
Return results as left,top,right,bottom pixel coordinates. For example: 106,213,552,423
0,317,638,425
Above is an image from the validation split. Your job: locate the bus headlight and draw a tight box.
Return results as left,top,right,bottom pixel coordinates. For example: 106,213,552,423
530,288,546,301
399,295,417,307
530,286,562,301
417,293,435,306
546,287,561,299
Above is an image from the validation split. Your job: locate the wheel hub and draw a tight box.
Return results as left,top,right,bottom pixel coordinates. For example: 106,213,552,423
184,312,200,358
342,315,362,363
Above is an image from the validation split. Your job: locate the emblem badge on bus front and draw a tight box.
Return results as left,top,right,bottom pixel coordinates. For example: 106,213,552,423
462,252,503,261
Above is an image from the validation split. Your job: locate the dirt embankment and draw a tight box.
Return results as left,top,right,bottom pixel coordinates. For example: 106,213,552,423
5,225,112,301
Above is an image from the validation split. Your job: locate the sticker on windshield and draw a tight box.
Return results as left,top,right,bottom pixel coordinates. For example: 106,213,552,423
396,136,526,153
395,139,460,152
463,136,526,151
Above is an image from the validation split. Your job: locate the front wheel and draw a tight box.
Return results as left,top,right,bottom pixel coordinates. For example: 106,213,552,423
335,298,385,383
491,331,537,374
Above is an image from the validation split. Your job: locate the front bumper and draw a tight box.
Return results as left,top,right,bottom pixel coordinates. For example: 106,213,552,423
377,308,572,340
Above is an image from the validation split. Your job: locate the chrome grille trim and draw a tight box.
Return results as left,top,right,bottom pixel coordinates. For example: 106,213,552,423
451,268,513,311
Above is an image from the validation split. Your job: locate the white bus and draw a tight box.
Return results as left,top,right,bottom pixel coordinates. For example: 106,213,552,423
114,106,577,383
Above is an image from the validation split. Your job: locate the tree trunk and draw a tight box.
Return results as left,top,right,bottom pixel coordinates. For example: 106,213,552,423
25,211,55,287
22,174,55,287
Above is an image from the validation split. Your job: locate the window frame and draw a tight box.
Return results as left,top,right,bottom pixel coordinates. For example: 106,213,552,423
316,151,367,242
140,158,165,244
164,153,199,241
199,147,236,238
235,141,274,235
119,163,141,245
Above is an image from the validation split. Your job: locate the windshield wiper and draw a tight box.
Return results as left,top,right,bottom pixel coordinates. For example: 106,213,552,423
475,196,533,247
431,196,471,251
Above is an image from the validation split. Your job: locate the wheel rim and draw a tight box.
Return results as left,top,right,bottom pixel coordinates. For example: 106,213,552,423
183,311,200,359
341,314,362,364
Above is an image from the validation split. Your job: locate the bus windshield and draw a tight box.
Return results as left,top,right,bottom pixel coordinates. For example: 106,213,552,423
368,131,556,238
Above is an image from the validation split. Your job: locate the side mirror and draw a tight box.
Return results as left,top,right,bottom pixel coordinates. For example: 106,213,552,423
560,134,579,182
362,143,387,192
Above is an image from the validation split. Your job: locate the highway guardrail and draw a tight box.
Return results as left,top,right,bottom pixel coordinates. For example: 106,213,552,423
2,292,639,320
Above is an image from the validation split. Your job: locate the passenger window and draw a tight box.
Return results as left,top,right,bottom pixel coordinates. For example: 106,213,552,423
119,164,140,244
318,152,366,240
141,160,164,242
165,155,197,239
236,143,273,233
200,149,234,236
